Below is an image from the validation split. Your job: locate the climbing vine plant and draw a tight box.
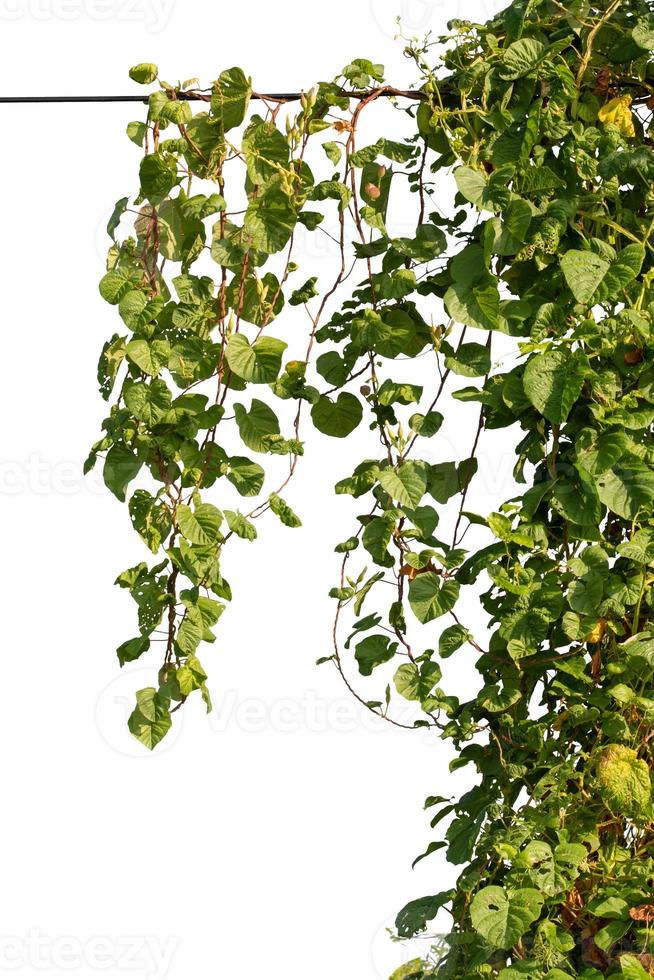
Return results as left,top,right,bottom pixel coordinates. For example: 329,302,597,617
89,0,654,975
87,59,415,745
375,1,654,977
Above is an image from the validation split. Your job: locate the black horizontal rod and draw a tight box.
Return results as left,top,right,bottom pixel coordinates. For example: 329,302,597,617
0,87,425,105
0,95,151,103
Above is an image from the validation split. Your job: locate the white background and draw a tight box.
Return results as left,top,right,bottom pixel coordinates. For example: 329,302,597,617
0,0,510,977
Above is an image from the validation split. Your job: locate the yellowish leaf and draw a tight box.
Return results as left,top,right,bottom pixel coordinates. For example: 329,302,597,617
598,95,635,137
585,618,607,643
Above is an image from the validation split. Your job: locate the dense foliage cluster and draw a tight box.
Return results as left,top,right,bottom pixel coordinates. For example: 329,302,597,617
91,0,654,974
383,2,654,977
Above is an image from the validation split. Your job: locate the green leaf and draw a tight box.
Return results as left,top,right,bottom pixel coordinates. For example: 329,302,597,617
343,58,384,87
470,886,543,948
126,121,147,146
226,456,265,496
409,573,460,624
129,490,172,553
392,224,446,261
125,338,170,376
161,99,192,125
298,210,324,230
176,607,203,656
227,271,285,326
493,197,533,253
117,635,150,667
244,181,297,253
351,307,430,359
412,840,447,869
596,244,645,302
129,63,158,84
378,462,428,509
176,655,208,696
269,493,302,528
454,165,512,212
289,277,319,306
523,349,588,422
224,510,257,541
225,334,287,383
480,683,522,714
577,429,631,476
560,250,610,306
395,894,451,939
377,380,423,406
362,514,395,567
128,688,171,750
455,166,488,207
242,115,289,184
394,661,442,703
97,334,127,400
107,196,128,239
587,896,629,919
335,536,359,554
594,919,630,953
443,341,491,378
619,956,653,980
597,458,654,520
139,152,177,202
501,578,564,656
499,39,547,79
154,199,187,260
428,461,466,504
351,137,412,166
177,502,223,545
119,291,163,331
124,379,172,425
633,21,654,49
211,66,252,131
617,528,654,564
409,411,443,437
360,160,392,221
103,445,142,502
322,141,342,165
311,179,352,211
316,351,349,386
355,634,398,676
439,624,471,658
551,465,602,526
445,279,501,331
99,270,136,305
147,90,169,121
311,393,363,437
234,399,280,453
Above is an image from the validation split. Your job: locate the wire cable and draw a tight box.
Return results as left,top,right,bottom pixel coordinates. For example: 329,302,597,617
0,88,425,105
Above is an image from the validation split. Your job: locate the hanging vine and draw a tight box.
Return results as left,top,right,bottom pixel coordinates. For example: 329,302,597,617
89,0,654,974
87,59,423,746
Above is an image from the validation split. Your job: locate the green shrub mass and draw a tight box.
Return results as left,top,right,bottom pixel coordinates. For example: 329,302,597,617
388,1,654,976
